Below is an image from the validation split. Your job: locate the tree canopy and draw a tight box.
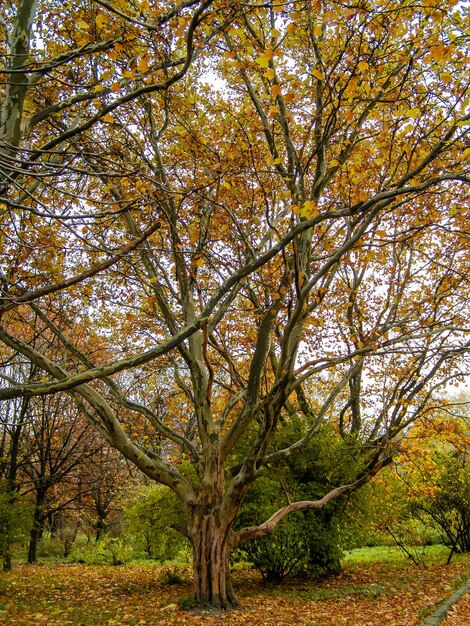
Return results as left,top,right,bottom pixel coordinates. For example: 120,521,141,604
1,0,469,608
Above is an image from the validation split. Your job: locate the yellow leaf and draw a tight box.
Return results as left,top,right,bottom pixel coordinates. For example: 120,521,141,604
272,157,282,165
102,113,114,123
111,82,121,92
283,93,294,104
137,56,150,73
301,199,318,219
96,13,108,29
122,70,135,79
462,147,470,160
329,158,340,168
270,84,281,98
430,44,446,61
94,84,104,92
311,69,324,81
264,68,275,80
286,23,297,35
76,19,89,31
406,108,421,119
256,49,274,68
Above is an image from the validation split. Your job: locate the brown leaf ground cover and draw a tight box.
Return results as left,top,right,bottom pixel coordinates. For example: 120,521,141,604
0,555,469,626
441,590,470,626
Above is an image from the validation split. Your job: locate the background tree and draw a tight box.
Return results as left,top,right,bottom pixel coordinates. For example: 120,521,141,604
0,353,36,570
0,0,469,608
21,393,100,563
396,401,470,562
79,444,135,542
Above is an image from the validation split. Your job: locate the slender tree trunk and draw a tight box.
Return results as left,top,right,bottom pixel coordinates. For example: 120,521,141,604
28,520,41,564
3,397,29,571
95,514,108,541
190,511,239,609
28,490,46,564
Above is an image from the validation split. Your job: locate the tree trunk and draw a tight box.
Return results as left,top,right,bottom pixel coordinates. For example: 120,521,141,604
95,514,107,541
190,512,238,609
28,490,46,564
27,520,41,564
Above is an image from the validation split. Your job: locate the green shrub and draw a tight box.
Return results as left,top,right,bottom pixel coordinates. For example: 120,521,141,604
37,535,65,559
122,484,189,561
161,565,188,585
0,490,32,566
235,424,363,581
70,536,133,565
239,510,343,582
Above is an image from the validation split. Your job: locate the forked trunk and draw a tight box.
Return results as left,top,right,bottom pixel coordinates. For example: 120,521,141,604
190,513,239,609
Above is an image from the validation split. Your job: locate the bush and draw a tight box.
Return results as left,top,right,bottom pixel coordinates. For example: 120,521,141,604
69,536,133,565
0,490,32,567
37,535,65,559
235,423,359,581
122,484,189,561
240,519,306,582
239,509,343,582
161,565,188,585
416,450,470,555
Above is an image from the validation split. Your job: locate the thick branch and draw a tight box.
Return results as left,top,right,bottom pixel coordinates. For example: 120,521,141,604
234,457,391,546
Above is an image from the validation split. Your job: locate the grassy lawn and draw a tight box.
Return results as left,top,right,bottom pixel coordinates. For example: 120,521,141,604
342,544,453,564
0,548,468,626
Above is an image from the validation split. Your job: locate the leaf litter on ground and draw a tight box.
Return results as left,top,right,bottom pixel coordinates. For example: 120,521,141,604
0,555,469,626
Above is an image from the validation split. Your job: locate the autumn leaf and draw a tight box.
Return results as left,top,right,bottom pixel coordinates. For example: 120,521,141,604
137,56,150,73
95,13,108,29
300,199,318,218
256,49,274,68
311,68,324,81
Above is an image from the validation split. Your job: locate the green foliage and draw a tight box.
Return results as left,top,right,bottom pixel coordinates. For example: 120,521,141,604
0,489,32,564
240,510,343,582
237,424,364,581
36,534,67,559
122,484,189,562
161,565,188,585
177,595,199,610
69,536,133,566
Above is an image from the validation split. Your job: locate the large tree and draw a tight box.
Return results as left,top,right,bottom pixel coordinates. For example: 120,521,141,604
1,0,469,608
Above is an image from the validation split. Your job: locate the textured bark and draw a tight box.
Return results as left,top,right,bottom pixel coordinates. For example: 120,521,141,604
190,512,238,609
0,0,37,189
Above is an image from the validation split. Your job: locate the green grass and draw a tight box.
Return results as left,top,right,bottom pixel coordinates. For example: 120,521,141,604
279,583,386,602
342,543,452,564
